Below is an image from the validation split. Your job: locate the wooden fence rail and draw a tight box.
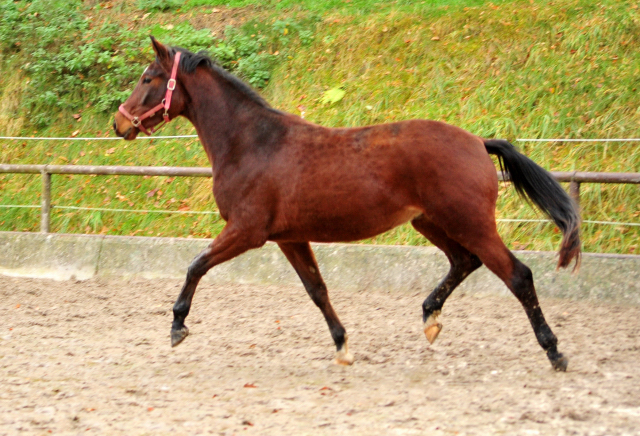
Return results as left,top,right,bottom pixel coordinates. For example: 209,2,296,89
0,164,639,233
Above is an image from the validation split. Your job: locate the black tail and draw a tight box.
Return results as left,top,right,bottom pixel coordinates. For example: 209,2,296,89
484,139,581,270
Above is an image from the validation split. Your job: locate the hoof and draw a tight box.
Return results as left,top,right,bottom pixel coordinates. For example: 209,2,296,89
424,322,443,344
334,348,355,366
171,326,189,347
551,354,569,372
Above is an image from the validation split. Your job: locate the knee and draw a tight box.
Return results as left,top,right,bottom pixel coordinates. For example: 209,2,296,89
468,254,483,271
187,253,210,279
453,253,482,273
447,253,482,280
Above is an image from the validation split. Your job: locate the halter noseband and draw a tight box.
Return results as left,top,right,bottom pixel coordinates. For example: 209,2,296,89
118,51,182,136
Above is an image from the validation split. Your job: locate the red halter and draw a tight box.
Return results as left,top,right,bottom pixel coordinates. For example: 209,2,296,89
118,51,182,136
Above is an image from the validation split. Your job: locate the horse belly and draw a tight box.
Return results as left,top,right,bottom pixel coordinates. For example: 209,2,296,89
270,203,423,243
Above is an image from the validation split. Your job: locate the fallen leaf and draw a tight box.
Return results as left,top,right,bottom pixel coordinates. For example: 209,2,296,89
321,87,346,105
431,36,440,41
296,105,306,119
73,114,81,120
71,130,80,137
243,383,257,388
105,147,116,155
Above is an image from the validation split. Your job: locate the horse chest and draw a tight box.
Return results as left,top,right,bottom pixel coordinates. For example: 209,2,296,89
211,170,272,222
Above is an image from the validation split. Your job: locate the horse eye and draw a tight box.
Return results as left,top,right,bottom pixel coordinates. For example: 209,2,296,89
142,77,152,84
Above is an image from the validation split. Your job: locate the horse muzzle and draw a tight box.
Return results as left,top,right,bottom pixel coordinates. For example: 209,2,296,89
113,111,139,140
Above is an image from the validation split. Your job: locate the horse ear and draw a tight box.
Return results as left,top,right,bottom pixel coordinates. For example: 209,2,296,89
150,36,170,65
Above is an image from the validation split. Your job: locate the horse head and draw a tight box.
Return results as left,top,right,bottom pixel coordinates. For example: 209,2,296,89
113,37,188,140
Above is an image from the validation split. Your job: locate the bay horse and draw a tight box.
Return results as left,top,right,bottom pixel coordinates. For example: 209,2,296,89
113,37,580,371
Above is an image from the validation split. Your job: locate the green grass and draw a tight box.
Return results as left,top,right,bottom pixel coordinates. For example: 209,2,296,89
0,0,638,254
183,0,514,14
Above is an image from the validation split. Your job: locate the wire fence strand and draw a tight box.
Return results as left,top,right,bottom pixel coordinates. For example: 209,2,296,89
516,138,640,142
0,135,198,141
53,205,219,215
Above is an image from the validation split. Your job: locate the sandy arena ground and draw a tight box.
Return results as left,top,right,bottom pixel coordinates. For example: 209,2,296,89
1,275,639,435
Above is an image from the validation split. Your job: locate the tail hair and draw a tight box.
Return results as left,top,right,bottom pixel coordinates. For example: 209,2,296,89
484,139,581,270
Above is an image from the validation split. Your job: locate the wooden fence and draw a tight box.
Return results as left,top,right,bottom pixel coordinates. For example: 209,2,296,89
0,164,639,233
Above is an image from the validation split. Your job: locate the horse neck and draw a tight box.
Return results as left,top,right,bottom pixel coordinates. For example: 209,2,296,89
181,69,285,166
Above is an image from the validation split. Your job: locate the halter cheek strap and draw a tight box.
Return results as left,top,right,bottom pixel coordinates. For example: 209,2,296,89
118,51,182,136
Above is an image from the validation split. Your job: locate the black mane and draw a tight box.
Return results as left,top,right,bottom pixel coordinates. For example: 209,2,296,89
167,46,274,110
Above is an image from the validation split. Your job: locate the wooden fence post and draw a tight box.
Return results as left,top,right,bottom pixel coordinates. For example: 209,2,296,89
41,169,51,233
569,180,580,209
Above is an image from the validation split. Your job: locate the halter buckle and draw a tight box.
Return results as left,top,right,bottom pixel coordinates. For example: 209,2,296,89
167,78,177,91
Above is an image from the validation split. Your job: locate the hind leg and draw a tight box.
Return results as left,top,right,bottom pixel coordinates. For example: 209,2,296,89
412,216,482,343
464,229,568,371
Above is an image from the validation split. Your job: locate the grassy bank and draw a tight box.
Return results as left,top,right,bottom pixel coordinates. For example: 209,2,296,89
0,0,638,254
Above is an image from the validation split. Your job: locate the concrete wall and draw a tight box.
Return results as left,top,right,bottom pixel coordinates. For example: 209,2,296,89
1,231,638,305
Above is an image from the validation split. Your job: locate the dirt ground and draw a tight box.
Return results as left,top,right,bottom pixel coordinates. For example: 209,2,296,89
1,275,639,436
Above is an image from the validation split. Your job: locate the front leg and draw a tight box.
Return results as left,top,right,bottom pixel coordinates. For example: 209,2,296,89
171,224,266,347
277,242,353,365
